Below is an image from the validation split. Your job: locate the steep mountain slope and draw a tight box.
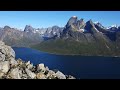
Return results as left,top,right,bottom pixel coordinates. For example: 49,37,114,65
32,16,120,56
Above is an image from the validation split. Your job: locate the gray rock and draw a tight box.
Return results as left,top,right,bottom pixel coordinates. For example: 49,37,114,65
7,46,15,58
0,52,5,61
0,41,15,60
25,61,33,70
9,57,18,67
17,59,23,65
46,70,56,79
36,72,46,79
25,69,36,79
0,71,4,78
9,68,22,79
67,75,76,79
37,63,46,72
0,61,10,73
27,64,33,70
45,66,49,71
21,74,28,79
0,46,7,55
55,71,66,79
25,61,30,66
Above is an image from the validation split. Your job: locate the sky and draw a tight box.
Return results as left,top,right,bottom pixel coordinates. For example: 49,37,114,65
0,11,120,30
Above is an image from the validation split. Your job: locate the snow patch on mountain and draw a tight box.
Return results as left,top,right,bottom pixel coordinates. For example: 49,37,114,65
107,24,119,29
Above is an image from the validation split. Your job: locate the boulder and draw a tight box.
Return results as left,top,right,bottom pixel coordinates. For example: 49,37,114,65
25,69,36,79
25,61,30,66
9,68,22,79
0,46,7,55
67,75,76,79
17,59,23,65
0,71,4,78
21,74,28,79
0,61,10,73
27,64,33,70
25,61,33,70
9,57,18,67
45,66,49,71
0,52,5,61
0,41,15,60
55,71,66,79
36,72,46,79
37,63,46,72
7,46,15,58
46,70,56,79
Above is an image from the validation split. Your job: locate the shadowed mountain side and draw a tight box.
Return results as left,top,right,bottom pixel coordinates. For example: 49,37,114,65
31,16,120,56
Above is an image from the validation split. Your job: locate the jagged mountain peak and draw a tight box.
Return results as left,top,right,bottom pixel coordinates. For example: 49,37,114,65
4,25,11,29
66,16,78,28
24,25,33,29
72,16,77,18
24,25,34,32
85,19,95,28
87,19,94,24
107,24,119,30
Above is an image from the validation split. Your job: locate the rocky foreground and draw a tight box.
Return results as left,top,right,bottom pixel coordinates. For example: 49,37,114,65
0,41,75,79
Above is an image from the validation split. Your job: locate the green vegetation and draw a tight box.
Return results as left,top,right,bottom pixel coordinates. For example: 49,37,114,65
31,39,119,56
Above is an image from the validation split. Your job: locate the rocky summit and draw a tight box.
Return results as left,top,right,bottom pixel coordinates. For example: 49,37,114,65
31,16,120,56
0,41,75,79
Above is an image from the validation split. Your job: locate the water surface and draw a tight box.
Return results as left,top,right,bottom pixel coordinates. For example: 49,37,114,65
13,47,120,79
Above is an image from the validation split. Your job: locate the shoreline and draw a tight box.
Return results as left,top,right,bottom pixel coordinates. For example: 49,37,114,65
12,47,120,58
0,41,76,79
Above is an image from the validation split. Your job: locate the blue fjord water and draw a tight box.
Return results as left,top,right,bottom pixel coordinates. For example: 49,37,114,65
13,47,120,79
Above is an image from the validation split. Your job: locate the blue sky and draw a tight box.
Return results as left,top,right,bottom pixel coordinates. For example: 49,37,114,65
0,11,120,30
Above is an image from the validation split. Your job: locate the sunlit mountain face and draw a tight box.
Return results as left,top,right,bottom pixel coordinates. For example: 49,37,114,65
30,16,120,56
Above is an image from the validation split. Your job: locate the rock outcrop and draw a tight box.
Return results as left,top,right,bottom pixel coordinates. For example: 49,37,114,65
0,41,75,79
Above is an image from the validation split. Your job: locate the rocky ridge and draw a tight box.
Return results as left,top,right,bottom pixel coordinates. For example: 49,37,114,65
0,41,75,79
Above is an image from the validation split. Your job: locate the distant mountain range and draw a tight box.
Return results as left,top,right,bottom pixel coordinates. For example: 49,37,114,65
1,16,120,56
0,25,63,47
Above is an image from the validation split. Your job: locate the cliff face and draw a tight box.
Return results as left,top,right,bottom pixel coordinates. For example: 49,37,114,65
0,41,75,79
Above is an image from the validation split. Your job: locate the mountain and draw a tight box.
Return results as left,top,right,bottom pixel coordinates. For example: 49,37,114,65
1,16,120,56
0,25,44,47
32,16,120,56
0,25,63,47
43,26,64,40
24,25,47,35
61,17,111,45
24,25,35,33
